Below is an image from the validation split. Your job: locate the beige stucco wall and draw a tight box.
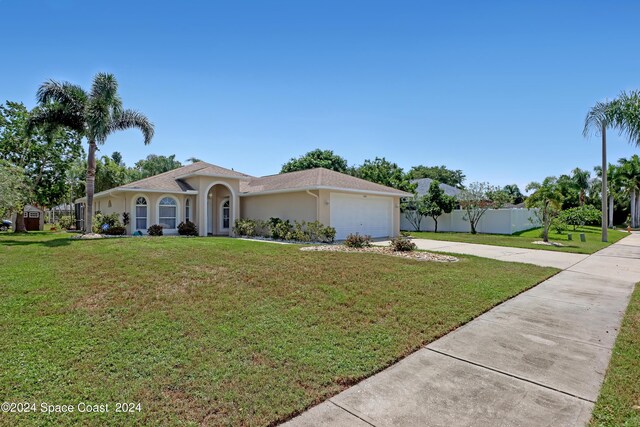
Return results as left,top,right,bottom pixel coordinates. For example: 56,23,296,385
240,190,319,224
191,176,242,237
91,192,191,235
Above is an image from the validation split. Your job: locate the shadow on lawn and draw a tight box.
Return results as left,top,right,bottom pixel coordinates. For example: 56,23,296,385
0,233,72,247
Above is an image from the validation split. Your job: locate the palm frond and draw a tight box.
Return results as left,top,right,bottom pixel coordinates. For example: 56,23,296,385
36,80,87,112
27,102,85,135
610,91,640,146
90,73,123,116
583,100,611,138
108,109,154,145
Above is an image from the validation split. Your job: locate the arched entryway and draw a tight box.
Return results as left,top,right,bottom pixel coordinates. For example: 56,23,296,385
205,183,235,236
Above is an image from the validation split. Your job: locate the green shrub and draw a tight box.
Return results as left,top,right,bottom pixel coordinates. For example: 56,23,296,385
400,231,412,237
290,221,311,242
93,212,122,234
178,220,198,236
233,219,257,237
344,233,372,248
390,236,417,252
306,220,336,243
551,217,567,234
147,224,163,236
58,215,74,230
122,212,130,227
558,206,601,231
269,217,293,240
104,226,127,236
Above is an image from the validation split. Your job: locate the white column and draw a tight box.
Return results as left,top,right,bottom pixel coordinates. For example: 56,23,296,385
198,193,207,237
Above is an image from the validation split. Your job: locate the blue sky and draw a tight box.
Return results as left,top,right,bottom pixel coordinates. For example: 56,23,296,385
1,1,639,190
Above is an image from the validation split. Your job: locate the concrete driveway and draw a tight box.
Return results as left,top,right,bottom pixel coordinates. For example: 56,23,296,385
285,234,639,426
376,238,588,269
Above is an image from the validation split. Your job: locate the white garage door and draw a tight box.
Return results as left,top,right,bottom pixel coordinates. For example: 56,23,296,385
330,193,393,240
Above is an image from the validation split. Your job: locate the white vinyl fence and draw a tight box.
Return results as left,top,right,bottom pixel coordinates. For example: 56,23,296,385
401,208,540,235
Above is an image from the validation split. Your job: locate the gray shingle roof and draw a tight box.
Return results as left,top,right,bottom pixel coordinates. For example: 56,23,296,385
412,178,461,197
87,163,410,198
240,168,411,196
117,162,250,192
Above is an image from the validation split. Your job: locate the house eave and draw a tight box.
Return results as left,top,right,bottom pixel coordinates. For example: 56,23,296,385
240,186,411,198
75,188,199,203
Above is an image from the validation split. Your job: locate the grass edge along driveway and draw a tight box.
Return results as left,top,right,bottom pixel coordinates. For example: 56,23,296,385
0,232,558,426
409,225,628,255
590,283,640,427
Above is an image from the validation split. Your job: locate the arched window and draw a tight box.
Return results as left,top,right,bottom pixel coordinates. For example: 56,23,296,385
221,199,230,229
185,199,191,222
135,197,148,230
159,197,177,229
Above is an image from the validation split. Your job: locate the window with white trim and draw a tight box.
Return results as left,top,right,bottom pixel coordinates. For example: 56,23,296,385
185,199,191,222
135,197,148,230
159,197,177,229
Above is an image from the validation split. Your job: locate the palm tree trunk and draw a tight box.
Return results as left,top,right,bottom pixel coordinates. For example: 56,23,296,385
608,194,614,228
85,140,97,233
635,191,640,228
631,189,637,228
601,126,608,242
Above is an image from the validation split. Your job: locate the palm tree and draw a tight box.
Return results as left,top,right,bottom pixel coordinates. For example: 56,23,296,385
584,101,612,241
571,168,590,206
584,91,640,241
618,155,640,228
595,163,622,227
30,73,154,233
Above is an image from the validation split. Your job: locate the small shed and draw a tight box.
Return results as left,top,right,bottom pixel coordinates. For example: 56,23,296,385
11,205,45,231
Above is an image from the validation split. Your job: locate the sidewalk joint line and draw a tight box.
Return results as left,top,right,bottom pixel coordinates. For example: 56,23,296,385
425,348,596,403
327,400,377,426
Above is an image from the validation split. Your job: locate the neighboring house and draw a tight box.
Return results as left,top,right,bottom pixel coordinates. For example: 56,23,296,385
411,178,461,198
75,162,411,239
11,205,45,231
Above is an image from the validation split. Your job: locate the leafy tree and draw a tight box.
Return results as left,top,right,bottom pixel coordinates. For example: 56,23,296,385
502,184,524,204
401,195,429,231
458,182,508,234
423,180,456,232
186,157,203,164
95,154,130,193
281,149,348,173
130,154,182,180
525,177,564,242
0,161,29,219
31,73,154,234
557,205,601,231
584,90,640,241
407,165,466,189
556,174,580,209
350,157,416,193
0,101,82,231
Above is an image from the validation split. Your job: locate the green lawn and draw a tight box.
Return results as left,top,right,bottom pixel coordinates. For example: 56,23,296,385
591,283,640,427
408,226,628,254
0,232,557,426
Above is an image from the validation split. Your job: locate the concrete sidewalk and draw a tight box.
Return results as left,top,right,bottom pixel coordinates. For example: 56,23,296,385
285,234,639,427
376,238,588,269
